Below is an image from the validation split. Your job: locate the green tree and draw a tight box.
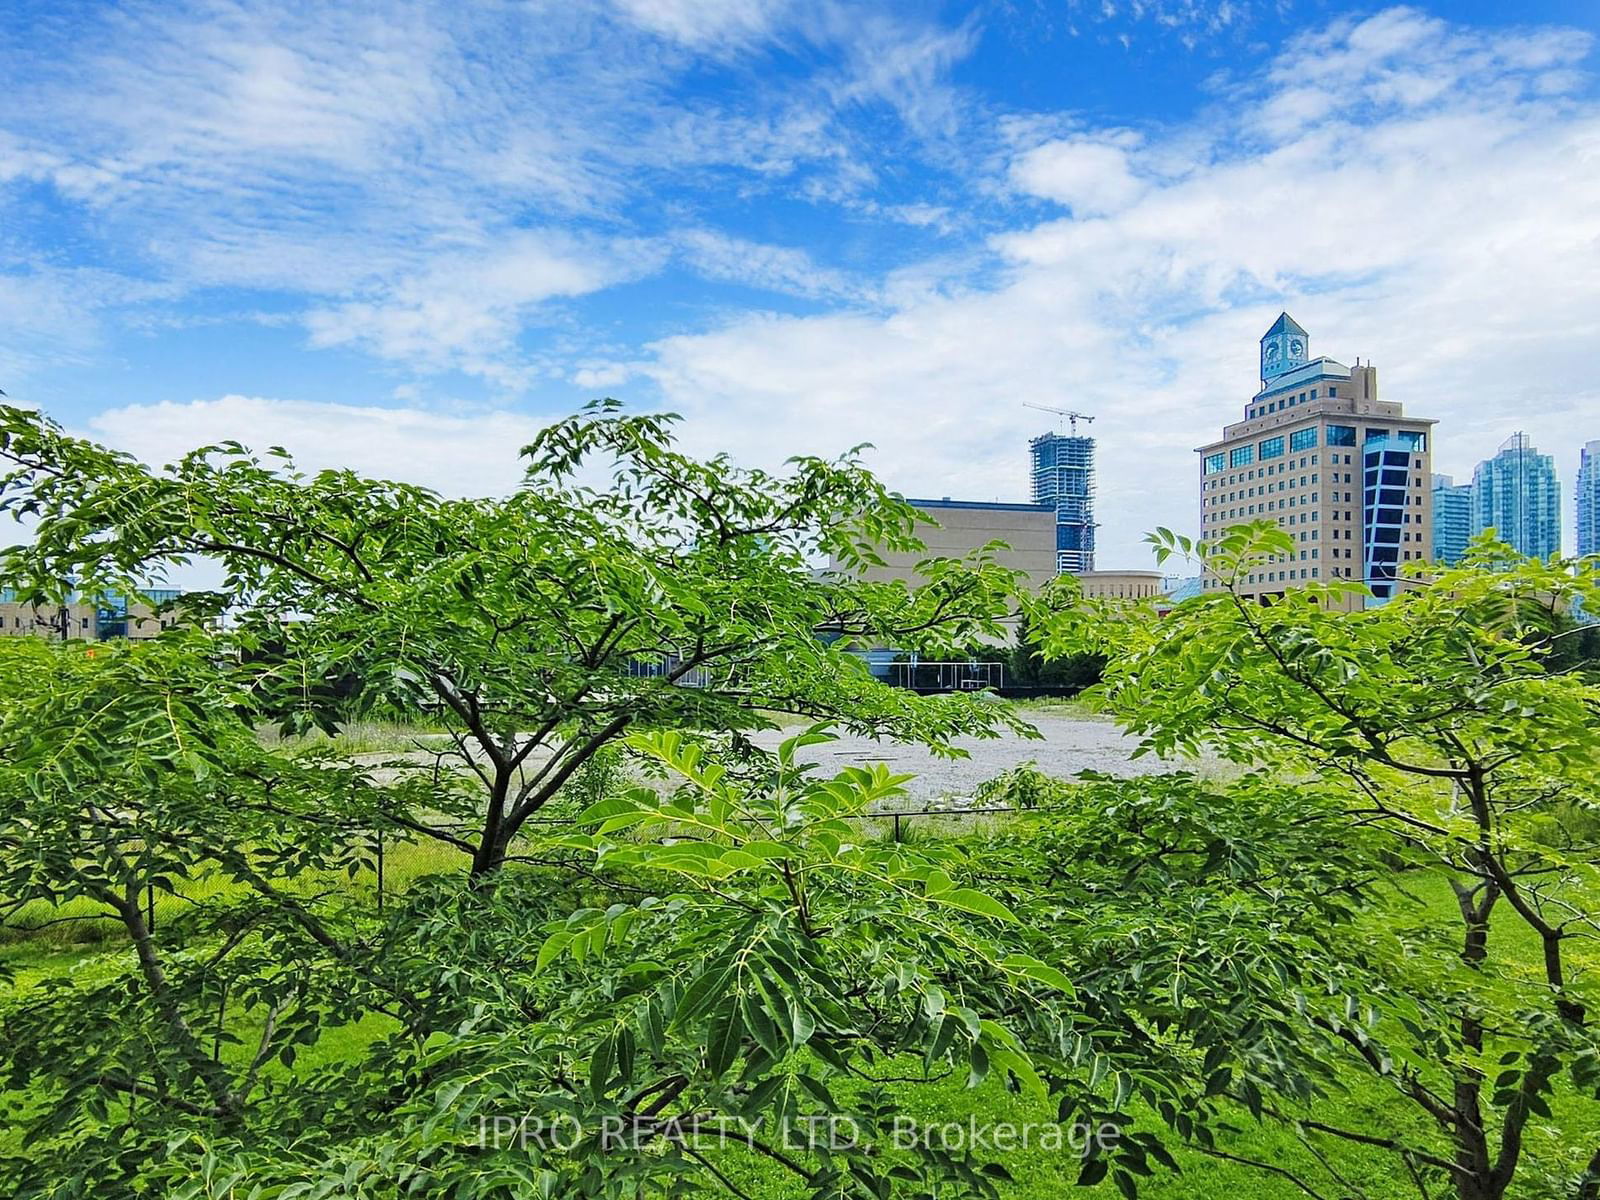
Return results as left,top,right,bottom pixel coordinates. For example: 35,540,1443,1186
1008,604,1104,692
0,402,1030,880
0,639,1180,1199
1037,523,1600,1200
0,635,445,1194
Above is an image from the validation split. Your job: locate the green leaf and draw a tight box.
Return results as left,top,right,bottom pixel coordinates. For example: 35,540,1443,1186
1000,954,1077,996
706,1001,745,1079
589,1035,615,1098
673,964,735,1028
936,887,1019,923
535,931,573,974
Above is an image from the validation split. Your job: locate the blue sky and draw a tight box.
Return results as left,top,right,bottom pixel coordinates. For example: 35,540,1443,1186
3,0,1599,567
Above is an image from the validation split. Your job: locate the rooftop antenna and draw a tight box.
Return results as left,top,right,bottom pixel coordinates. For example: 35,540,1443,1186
1022,402,1096,436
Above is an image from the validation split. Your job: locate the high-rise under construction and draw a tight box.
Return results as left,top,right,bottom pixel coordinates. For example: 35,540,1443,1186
1030,432,1096,574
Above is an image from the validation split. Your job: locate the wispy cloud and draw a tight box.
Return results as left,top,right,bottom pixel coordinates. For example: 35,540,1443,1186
303,232,666,385
0,0,973,382
672,229,878,302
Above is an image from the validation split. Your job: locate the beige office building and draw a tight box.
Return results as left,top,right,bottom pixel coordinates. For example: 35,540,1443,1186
1197,315,1435,611
0,597,99,639
837,498,1058,592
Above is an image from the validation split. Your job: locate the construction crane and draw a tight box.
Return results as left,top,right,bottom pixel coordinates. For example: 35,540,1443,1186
1023,402,1095,436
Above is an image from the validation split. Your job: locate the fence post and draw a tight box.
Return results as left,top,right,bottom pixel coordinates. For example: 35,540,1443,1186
146,882,156,933
892,813,902,843
375,827,385,916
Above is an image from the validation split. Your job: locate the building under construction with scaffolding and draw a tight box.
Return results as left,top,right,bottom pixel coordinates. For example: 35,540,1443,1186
1029,432,1097,573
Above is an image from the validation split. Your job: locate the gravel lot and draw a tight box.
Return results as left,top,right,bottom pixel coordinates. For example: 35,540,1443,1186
744,708,1207,805
349,709,1213,809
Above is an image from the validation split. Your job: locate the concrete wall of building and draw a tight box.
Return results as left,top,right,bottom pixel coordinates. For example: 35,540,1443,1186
1073,570,1166,600
837,500,1058,592
0,601,99,639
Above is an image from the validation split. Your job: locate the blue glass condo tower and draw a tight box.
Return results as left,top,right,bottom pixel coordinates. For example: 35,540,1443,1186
1471,434,1560,560
1576,440,1600,557
1431,474,1472,565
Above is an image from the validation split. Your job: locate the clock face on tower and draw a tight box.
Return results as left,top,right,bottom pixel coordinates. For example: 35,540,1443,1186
1288,338,1304,359
1264,343,1280,361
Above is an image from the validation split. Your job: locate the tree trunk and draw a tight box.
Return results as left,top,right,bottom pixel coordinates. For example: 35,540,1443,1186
469,828,511,881
468,764,515,883
106,883,243,1121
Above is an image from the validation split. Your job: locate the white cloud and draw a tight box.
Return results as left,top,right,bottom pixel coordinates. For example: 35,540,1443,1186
821,12,981,139
303,233,661,382
1010,134,1146,216
611,0,792,49
86,396,551,499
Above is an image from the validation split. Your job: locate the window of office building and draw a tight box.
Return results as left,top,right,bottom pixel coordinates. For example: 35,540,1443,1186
1259,435,1284,459
1396,430,1426,451
1327,425,1356,446
1204,452,1225,475
1230,445,1253,468
1290,427,1316,452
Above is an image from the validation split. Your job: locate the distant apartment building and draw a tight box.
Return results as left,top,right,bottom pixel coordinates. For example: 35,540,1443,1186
1030,433,1096,573
1197,313,1435,609
1431,473,1473,565
0,588,188,641
1577,440,1600,557
1471,434,1560,560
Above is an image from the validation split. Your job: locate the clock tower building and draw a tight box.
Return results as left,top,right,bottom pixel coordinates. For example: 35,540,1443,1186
1196,313,1438,611
1259,311,1309,384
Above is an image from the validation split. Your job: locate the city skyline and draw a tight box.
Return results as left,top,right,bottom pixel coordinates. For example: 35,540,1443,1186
3,3,1600,569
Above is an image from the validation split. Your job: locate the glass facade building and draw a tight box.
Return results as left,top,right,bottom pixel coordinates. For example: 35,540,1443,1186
1578,440,1600,557
1430,473,1473,565
1361,436,1418,600
1029,433,1096,573
1471,434,1560,560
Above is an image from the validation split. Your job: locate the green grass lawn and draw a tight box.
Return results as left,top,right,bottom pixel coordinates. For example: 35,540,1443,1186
0,835,470,951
